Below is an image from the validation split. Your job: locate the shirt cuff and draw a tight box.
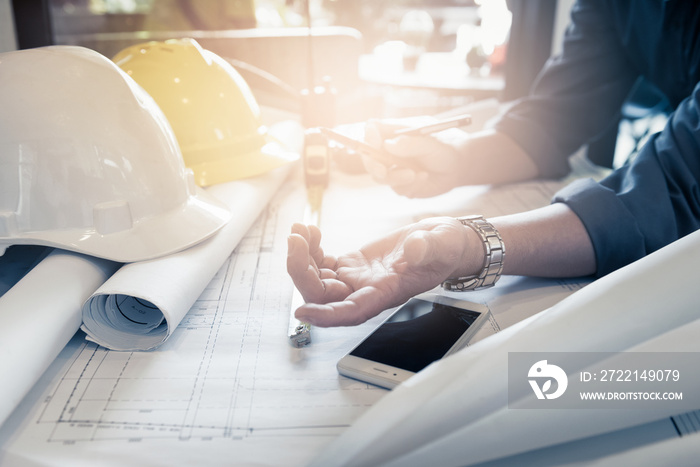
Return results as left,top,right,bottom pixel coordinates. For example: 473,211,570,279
552,178,647,277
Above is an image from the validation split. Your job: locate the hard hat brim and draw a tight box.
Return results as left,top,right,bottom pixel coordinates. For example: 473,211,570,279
0,188,231,263
187,141,300,187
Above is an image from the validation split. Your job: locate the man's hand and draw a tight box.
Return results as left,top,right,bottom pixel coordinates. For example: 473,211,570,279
362,119,469,198
286,218,480,327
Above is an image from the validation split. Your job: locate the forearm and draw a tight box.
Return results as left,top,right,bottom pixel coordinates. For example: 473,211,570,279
287,203,596,327
452,203,596,279
456,129,540,185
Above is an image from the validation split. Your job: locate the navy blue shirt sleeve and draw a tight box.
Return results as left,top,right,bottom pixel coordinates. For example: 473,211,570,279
494,0,637,178
493,0,700,276
554,80,700,276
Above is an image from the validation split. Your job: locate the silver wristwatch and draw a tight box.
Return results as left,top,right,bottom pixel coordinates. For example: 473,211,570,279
441,215,505,292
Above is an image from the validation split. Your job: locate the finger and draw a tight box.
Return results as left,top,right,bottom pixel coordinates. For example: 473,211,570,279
364,119,420,175
288,235,352,304
287,233,324,282
291,224,328,267
386,167,417,186
307,224,322,250
383,135,441,158
365,119,408,146
319,254,338,270
295,298,379,327
295,287,399,327
295,302,359,327
317,278,354,304
293,271,352,306
287,236,328,302
291,222,310,239
287,234,317,276
319,268,336,280
306,224,325,265
361,153,389,181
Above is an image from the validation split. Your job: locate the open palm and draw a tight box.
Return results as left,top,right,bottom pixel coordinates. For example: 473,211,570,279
287,218,469,327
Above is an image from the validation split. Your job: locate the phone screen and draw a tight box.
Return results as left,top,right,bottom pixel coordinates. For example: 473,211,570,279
348,298,482,373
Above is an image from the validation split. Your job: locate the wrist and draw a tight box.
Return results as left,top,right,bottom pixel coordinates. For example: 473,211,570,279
444,215,505,291
450,219,483,277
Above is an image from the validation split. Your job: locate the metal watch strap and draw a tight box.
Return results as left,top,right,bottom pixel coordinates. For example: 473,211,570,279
441,215,505,292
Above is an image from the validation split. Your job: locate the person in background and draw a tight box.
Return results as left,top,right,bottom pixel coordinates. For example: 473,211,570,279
287,0,700,327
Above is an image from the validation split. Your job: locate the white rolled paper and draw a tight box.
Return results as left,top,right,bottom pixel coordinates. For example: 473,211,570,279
0,250,119,427
81,165,291,351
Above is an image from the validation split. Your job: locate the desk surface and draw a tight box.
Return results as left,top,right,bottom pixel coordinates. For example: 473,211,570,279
0,158,687,466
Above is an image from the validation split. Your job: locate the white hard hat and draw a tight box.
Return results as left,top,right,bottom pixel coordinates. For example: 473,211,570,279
0,46,231,262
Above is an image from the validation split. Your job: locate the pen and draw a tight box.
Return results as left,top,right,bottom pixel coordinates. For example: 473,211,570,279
320,114,471,170
392,114,472,136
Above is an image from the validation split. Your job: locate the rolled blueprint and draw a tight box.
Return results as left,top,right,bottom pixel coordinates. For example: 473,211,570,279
81,165,291,351
0,250,119,427
311,228,700,467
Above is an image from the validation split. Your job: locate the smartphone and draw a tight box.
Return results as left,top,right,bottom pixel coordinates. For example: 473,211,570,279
337,293,490,389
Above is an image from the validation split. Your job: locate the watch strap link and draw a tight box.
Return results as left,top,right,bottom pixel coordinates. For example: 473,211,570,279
442,215,505,292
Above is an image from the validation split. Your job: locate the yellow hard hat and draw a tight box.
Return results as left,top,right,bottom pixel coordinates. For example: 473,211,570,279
113,38,298,186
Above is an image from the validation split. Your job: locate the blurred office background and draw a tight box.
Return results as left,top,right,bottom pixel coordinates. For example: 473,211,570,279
3,0,662,169
2,0,572,115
